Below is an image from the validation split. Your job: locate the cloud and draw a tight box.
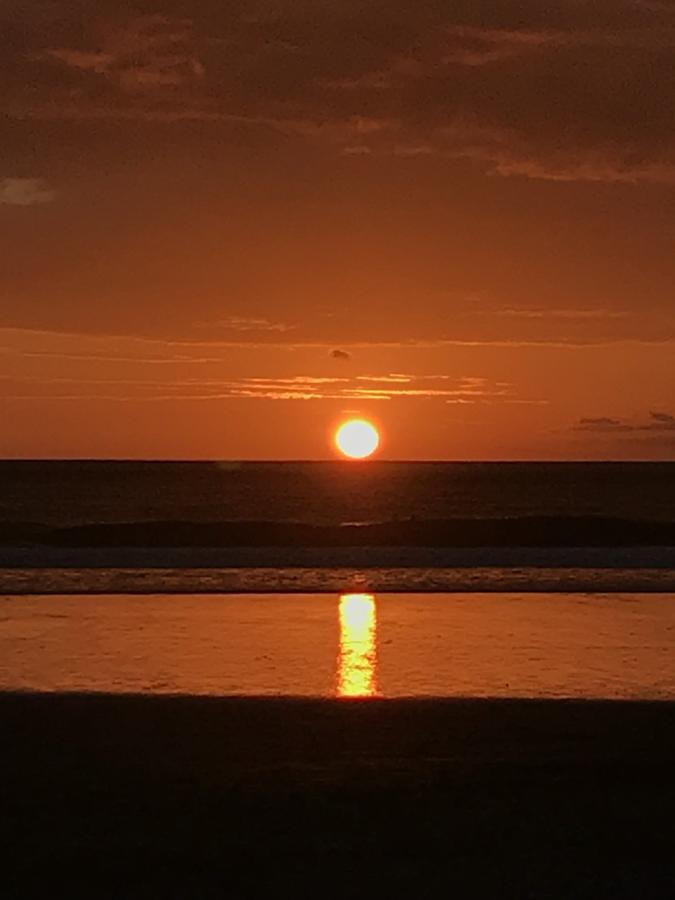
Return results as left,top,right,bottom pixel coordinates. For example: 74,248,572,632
1,365,542,406
330,349,352,361
5,2,675,184
483,308,630,321
649,411,675,426
580,417,624,427
243,376,348,386
487,156,675,186
577,417,631,432
48,49,114,74
0,178,55,206
46,14,205,94
2,326,674,355
203,317,296,333
576,412,675,432
356,374,412,383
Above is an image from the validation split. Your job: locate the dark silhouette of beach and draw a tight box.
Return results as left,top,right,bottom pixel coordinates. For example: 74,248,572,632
4,692,675,897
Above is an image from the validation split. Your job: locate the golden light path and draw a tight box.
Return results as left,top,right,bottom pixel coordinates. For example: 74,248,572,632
335,419,380,460
337,593,378,697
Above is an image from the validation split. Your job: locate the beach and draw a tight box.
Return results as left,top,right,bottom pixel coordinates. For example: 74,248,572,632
4,692,675,897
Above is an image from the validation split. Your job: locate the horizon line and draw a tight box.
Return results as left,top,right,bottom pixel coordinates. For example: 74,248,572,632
1,457,673,465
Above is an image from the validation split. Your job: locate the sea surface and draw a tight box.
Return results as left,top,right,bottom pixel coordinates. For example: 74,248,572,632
3,592,675,699
2,460,674,526
3,462,674,700
2,460,674,592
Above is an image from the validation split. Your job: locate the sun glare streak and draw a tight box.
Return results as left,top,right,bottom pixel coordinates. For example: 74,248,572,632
337,593,378,698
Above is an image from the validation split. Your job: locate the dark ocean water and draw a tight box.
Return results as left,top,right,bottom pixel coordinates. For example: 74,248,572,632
1,460,674,527
2,461,674,591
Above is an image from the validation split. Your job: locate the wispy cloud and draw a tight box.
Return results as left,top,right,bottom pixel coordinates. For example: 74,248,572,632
575,412,675,433
46,15,205,94
578,416,626,429
0,370,542,406
356,374,413,384
2,327,674,355
6,3,675,185
200,317,296,333
649,411,675,426
0,338,669,377
0,178,55,206
479,308,630,321
243,376,348,386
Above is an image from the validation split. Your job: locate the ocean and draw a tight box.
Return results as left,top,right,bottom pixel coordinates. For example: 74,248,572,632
2,460,674,526
2,462,675,699
1,460,674,594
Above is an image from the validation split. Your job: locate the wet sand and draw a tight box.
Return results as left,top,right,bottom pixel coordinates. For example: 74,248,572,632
4,693,675,898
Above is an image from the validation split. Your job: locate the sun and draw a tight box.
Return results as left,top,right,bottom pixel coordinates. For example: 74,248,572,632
335,419,380,460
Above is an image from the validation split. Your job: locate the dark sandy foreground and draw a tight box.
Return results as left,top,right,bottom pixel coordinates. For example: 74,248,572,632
3,693,675,898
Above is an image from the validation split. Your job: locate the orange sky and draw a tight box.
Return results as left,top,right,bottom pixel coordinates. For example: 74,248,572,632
1,1,674,459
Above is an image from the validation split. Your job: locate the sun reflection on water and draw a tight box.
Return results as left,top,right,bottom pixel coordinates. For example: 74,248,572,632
337,593,378,698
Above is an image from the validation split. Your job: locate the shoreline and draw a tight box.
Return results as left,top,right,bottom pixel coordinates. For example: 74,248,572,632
2,564,675,595
4,544,675,569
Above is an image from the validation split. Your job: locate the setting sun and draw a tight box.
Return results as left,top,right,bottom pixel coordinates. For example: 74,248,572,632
335,419,380,460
